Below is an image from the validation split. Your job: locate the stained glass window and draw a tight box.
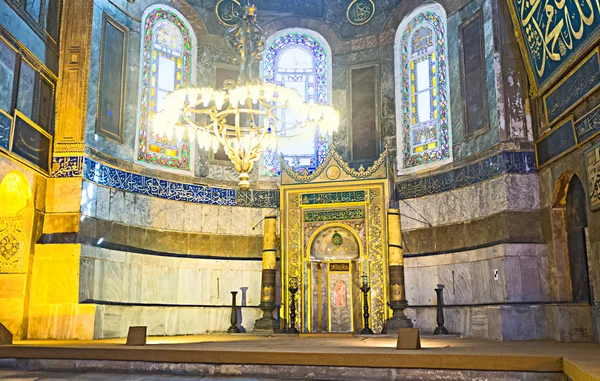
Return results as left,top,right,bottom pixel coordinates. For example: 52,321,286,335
137,7,194,171
262,31,330,176
396,7,451,172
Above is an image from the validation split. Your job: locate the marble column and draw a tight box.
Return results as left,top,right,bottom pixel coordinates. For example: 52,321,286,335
254,215,279,332
383,208,413,333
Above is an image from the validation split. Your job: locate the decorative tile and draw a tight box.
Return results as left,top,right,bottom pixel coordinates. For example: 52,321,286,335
395,151,535,199
83,157,279,208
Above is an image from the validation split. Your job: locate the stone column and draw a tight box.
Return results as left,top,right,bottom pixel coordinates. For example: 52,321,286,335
383,208,413,333
254,215,279,332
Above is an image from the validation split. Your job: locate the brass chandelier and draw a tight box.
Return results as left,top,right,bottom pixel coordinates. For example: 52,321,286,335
153,3,339,190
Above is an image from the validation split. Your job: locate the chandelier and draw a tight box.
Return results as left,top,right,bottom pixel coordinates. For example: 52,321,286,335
153,3,339,190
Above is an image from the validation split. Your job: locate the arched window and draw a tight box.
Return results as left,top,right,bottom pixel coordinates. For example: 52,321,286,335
395,5,451,173
262,29,332,176
136,6,196,172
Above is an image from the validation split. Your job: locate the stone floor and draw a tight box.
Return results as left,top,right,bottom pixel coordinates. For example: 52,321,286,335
1,335,599,380
0,370,297,380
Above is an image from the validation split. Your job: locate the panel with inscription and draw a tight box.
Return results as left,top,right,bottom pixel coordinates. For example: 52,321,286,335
585,142,600,211
11,111,51,173
96,14,127,143
535,118,576,168
0,110,12,151
543,50,600,126
575,103,600,144
507,0,600,92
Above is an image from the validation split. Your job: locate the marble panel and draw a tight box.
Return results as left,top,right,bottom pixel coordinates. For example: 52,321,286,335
128,263,142,303
140,265,160,304
471,260,492,304
165,201,185,231
414,307,437,333
148,197,167,229
486,307,502,340
183,203,203,233
177,268,198,305
80,181,97,217
132,194,151,228
246,208,263,236
108,189,125,225
119,305,142,331
471,307,488,337
505,174,540,211
520,257,542,302
503,257,523,302
438,263,472,305
201,204,219,234
488,258,506,303
414,266,439,306
164,308,180,336
217,207,232,235
538,256,551,302
103,261,123,302
159,266,179,303
501,306,538,340
141,307,165,336
95,186,110,220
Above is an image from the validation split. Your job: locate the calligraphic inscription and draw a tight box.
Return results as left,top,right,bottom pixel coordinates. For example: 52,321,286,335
52,156,83,178
544,50,600,125
329,262,350,272
215,0,241,27
575,102,600,144
97,14,127,143
585,143,600,210
347,0,375,26
509,0,600,90
301,190,366,205
0,216,25,273
0,110,11,151
535,118,576,168
304,208,365,222
12,112,51,173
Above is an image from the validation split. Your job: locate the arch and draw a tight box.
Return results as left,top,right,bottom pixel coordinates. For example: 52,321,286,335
135,4,197,173
260,28,333,177
565,175,591,303
394,2,452,174
306,222,363,261
0,170,32,215
552,171,576,208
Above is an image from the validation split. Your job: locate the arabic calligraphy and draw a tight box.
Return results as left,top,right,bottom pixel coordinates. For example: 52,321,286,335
52,156,84,178
535,118,576,167
585,144,600,210
544,50,600,124
216,0,241,27
575,103,600,144
301,191,366,205
347,0,375,26
304,208,365,222
511,0,600,88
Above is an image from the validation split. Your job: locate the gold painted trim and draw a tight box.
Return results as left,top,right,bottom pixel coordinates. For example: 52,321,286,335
542,48,600,126
575,102,600,147
346,0,375,26
0,28,58,82
0,108,14,156
534,116,577,170
96,12,128,144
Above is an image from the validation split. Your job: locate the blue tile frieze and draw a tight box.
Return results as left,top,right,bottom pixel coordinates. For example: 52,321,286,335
395,151,536,200
83,157,279,208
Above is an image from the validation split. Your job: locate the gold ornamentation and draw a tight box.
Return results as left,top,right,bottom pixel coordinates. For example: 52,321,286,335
0,216,24,273
346,0,375,26
281,143,388,184
326,166,341,180
367,188,385,333
585,143,600,211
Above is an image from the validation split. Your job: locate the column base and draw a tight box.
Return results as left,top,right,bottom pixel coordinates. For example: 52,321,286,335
253,304,279,333
383,300,413,334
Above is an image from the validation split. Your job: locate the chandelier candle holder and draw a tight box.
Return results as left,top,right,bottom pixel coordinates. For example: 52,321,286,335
154,3,339,190
359,273,374,335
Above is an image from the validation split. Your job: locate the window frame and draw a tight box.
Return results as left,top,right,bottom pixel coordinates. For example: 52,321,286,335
394,3,452,175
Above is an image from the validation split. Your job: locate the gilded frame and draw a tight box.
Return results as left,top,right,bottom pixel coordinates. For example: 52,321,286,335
346,0,375,26
575,102,600,147
11,109,53,175
215,0,241,27
0,108,15,154
534,115,577,170
95,12,128,144
505,0,600,95
458,9,489,139
346,61,381,164
584,141,600,211
542,47,600,127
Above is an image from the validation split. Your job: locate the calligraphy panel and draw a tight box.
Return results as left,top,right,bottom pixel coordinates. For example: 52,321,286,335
543,49,600,125
96,14,127,143
301,191,366,205
507,0,600,92
11,111,51,173
535,117,576,168
304,208,365,222
0,109,11,151
585,142,600,211
575,102,600,145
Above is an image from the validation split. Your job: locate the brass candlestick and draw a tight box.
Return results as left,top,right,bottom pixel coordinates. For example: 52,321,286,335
359,274,374,334
288,277,299,334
